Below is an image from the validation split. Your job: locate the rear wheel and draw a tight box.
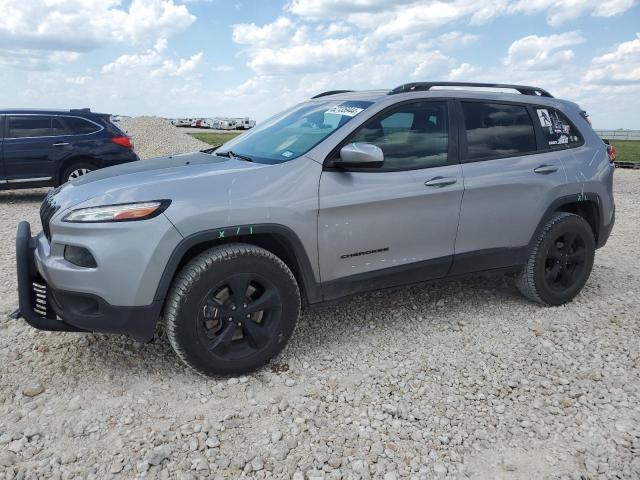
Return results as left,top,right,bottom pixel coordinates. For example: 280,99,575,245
61,161,96,184
165,244,300,376
516,212,595,306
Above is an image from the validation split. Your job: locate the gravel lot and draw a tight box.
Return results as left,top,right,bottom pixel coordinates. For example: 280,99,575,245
118,117,210,160
0,170,638,480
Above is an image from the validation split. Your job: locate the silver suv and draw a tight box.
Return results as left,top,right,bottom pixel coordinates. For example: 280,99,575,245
15,82,615,376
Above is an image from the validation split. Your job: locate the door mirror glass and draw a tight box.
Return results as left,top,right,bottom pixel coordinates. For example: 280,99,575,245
335,142,384,168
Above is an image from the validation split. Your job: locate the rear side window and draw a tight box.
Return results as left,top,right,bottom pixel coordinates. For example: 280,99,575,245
52,116,101,136
7,116,52,138
535,108,582,148
461,102,537,161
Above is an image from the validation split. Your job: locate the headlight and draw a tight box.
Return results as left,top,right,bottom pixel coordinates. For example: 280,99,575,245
63,200,170,223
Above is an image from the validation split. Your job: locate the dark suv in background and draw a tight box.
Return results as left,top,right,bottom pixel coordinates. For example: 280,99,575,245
0,109,138,189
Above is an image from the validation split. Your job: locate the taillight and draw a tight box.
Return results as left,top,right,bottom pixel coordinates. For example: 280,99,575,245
112,136,133,149
607,144,616,163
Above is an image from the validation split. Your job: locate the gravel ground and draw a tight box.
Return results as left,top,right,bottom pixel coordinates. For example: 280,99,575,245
118,117,211,160
0,170,639,480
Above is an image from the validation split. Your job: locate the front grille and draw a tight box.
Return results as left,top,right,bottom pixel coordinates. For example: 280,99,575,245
39,189,60,241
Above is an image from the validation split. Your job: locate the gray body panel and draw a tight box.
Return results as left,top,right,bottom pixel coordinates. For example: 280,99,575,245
319,164,463,282
29,88,614,315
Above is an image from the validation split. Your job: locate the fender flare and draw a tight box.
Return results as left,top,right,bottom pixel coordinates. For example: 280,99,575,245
529,192,606,249
152,223,322,307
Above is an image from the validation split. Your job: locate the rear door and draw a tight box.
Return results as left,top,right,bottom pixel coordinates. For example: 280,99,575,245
3,115,58,184
451,100,566,274
318,100,463,298
0,115,6,182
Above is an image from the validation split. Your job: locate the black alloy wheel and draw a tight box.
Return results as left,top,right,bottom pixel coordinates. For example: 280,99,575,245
166,244,301,376
197,273,282,360
543,230,588,293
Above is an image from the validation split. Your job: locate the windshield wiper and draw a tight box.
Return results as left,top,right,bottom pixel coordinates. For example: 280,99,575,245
216,150,253,162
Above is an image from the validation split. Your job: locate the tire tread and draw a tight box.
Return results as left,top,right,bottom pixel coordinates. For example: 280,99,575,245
165,243,300,376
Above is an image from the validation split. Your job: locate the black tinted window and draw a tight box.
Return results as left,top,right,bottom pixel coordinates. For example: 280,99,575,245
462,102,537,161
349,101,449,170
63,116,101,135
535,108,581,148
52,118,72,136
7,116,52,138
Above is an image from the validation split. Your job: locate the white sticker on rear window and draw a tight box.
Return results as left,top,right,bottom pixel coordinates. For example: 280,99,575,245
326,105,364,117
281,150,294,158
537,109,552,128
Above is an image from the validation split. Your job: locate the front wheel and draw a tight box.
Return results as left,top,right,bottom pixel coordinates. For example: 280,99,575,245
516,212,595,306
165,244,301,376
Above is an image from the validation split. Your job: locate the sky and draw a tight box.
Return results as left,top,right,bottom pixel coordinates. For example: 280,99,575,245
0,0,639,128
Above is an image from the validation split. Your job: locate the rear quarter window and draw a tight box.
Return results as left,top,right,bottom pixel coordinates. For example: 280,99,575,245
535,108,582,148
62,117,101,135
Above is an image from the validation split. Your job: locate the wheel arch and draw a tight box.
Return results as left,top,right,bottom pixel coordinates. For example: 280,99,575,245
153,224,322,311
532,194,603,248
57,155,101,186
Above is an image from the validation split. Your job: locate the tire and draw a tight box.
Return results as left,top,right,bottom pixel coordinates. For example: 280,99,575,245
516,212,595,306
60,161,96,184
165,243,301,376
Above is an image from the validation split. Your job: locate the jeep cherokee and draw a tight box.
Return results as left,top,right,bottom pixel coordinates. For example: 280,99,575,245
15,82,615,376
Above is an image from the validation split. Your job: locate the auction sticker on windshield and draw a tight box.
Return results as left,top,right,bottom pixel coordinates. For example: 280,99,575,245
326,105,365,117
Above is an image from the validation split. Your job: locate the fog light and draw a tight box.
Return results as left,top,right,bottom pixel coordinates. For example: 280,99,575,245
64,245,97,268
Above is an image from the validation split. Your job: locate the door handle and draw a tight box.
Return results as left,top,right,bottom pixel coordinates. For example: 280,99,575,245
425,176,457,188
533,165,558,174
52,142,69,146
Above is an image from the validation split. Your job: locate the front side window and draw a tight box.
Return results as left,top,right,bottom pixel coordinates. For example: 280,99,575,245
347,101,449,171
217,99,372,164
462,102,537,161
535,107,582,148
7,116,52,138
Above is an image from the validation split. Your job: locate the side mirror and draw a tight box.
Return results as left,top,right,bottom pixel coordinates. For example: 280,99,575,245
334,143,384,168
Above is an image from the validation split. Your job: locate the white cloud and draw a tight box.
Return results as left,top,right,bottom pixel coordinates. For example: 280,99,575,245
503,31,585,70
153,52,204,77
411,51,455,78
246,37,367,75
584,33,640,83
509,0,636,26
287,0,415,19
102,42,203,78
102,50,163,75
287,0,636,29
0,48,80,70
0,0,195,52
232,16,296,47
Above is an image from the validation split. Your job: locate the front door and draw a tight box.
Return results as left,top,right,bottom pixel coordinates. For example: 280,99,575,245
318,100,463,299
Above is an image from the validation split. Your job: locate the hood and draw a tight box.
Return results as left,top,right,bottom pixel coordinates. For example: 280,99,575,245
51,151,266,213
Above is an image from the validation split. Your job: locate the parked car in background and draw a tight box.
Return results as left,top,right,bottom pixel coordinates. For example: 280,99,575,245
0,109,138,189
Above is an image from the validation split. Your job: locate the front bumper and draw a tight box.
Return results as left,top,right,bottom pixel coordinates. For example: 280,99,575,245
15,221,159,341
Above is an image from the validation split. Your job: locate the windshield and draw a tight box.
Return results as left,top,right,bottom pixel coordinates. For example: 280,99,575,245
216,99,373,164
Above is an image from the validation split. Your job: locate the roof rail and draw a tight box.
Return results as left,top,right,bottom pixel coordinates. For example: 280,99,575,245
70,108,91,113
311,90,354,99
388,82,553,98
